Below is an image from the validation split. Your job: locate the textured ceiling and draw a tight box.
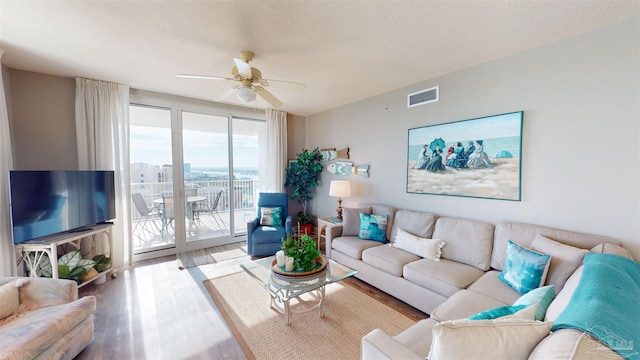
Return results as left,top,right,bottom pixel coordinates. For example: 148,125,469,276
1,1,638,116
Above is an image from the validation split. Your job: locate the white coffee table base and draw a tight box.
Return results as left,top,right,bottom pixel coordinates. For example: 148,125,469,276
269,286,326,325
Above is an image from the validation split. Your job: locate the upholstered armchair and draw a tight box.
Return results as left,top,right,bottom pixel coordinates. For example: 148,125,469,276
247,192,292,256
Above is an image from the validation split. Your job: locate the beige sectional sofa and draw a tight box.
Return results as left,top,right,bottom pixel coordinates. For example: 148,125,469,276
324,204,636,359
0,277,96,360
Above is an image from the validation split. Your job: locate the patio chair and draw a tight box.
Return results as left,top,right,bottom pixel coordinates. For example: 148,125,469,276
161,194,175,233
193,189,225,228
132,193,162,239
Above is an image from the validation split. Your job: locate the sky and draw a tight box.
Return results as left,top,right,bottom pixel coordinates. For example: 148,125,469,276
408,111,523,146
130,126,259,168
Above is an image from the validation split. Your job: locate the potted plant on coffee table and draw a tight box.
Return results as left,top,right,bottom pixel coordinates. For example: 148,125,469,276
285,147,323,235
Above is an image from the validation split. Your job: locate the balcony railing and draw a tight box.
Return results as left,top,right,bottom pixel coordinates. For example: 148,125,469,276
130,179,258,222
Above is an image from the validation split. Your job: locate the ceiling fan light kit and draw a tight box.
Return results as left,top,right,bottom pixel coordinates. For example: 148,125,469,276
236,85,256,102
177,50,307,108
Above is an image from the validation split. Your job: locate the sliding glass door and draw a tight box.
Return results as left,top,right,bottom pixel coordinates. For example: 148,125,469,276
129,100,265,259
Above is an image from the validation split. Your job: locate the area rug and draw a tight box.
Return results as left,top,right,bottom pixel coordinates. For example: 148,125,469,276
204,271,416,360
177,242,247,269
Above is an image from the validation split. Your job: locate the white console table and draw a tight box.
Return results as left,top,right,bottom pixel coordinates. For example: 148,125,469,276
15,223,113,288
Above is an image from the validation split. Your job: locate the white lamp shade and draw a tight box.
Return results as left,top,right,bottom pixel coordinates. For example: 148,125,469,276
236,85,256,102
329,180,351,197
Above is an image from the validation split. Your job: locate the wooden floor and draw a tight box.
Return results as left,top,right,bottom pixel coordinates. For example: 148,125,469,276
77,244,428,359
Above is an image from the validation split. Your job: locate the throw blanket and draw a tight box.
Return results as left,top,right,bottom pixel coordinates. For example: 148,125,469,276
553,253,640,359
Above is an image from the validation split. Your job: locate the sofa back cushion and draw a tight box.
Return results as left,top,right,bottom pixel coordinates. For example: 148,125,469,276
390,209,436,241
491,222,617,271
432,217,494,271
341,207,371,236
361,203,397,241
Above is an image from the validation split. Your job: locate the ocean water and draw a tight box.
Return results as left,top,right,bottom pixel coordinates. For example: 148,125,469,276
408,136,521,161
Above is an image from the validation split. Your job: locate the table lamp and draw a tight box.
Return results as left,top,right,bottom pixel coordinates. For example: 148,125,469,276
329,180,351,220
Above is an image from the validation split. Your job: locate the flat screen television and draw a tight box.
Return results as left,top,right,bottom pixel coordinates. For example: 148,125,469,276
9,170,116,244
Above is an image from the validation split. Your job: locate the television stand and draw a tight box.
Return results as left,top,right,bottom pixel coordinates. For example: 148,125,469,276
15,223,113,288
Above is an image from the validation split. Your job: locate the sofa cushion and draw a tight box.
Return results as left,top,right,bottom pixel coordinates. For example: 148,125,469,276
390,209,436,242
529,328,623,360
513,285,555,321
467,270,522,305
393,228,445,260
361,245,420,277
0,296,96,359
331,236,383,260
342,207,371,236
428,318,553,360
498,240,551,295
432,217,494,271
492,221,615,271
431,289,508,321
403,258,484,298
591,242,635,260
358,213,388,242
530,234,588,293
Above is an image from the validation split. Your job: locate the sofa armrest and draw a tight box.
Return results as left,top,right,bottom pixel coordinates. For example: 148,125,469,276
325,224,343,259
361,328,423,360
7,276,78,310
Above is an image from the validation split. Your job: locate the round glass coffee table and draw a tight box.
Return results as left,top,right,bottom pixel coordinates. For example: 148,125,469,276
240,256,357,325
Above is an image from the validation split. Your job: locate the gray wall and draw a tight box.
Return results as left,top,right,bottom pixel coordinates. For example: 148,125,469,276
307,17,640,259
6,69,77,170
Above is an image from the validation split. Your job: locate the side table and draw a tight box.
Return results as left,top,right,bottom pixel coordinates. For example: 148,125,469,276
317,216,343,252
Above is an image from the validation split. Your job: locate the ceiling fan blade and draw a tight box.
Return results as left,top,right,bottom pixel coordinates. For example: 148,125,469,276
233,58,252,78
254,86,283,107
216,86,239,102
260,79,307,91
177,74,234,81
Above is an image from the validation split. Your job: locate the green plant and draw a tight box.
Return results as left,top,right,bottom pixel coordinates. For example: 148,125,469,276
58,250,96,284
92,254,112,273
281,234,322,271
296,211,313,225
285,147,323,222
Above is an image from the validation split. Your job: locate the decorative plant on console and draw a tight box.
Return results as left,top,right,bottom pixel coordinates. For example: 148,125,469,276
281,233,322,271
58,250,96,284
284,147,323,235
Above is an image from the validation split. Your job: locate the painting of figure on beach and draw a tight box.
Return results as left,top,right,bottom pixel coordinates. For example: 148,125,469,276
407,111,523,201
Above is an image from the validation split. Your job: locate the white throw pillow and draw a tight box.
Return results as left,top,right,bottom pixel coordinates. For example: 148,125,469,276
428,318,553,360
393,228,445,261
0,280,27,320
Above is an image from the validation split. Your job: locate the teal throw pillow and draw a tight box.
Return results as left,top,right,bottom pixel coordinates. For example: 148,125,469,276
260,207,283,226
498,240,551,295
358,213,388,242
468,305,528,320
513,285,555,321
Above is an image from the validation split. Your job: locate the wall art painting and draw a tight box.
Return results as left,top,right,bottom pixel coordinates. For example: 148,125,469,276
407,111,523,201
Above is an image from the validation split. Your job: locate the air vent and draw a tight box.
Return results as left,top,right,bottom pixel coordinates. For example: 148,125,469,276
407,86,439,108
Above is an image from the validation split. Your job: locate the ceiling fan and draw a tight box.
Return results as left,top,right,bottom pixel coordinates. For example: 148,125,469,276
177,51,307,108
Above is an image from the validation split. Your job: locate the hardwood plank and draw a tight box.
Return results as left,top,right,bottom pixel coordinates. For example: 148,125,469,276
77,244,427,359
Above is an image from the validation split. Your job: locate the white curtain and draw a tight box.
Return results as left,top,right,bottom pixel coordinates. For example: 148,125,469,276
75,78,131,270
266,109,287,192
0,49,16,277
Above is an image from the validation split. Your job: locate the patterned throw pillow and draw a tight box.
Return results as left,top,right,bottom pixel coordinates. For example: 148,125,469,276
513,285,555,321
498,240,551,295
358,213,388,242
468,305,529,320
260,207,283,226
